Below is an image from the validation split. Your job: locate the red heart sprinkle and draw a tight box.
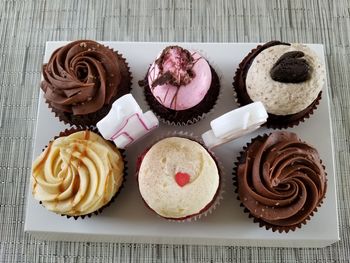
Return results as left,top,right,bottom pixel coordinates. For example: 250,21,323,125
175,172,190,187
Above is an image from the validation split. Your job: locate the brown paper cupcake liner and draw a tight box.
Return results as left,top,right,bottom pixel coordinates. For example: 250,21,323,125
232,41,322,129
44,49,133,129
36,127,128,220
232,133,327,233
136,131,224,222
139,48,221,126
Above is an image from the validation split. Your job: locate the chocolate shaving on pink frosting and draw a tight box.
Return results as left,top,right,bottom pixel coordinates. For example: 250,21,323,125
41,40,121,115
237,131,327,230
153,46,196,87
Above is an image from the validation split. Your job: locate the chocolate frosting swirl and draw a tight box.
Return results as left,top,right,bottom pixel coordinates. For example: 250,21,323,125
236,131,327,231
42,40,122,115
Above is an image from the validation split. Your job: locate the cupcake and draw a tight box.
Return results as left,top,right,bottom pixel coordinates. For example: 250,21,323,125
233,131,327,232
137,136,221,220
233,41,325,128
139,46,221,125
41,40,132,127
31,130,125,218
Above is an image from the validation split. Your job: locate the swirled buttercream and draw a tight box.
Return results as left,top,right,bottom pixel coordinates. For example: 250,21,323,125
236,131,326,230
32,131,124,216
42,40,123,115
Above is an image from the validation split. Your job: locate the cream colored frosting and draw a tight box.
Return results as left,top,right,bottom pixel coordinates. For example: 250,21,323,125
138,137,220,219
32,131,124,216
246,44,325,115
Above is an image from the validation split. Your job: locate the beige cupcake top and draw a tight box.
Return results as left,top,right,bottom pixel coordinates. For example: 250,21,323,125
138,137,220,219
246,44,325,115
32,131,124,216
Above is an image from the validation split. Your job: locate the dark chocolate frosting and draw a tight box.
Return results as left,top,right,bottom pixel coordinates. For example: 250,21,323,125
42,40,122,115
236,131,327,231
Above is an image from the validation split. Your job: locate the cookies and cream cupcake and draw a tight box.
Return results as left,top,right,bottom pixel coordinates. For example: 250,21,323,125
41,40,132,127
233,41,325,128
233,131,327,232
137,136,221,220
31,130,125,218
140,46,221,125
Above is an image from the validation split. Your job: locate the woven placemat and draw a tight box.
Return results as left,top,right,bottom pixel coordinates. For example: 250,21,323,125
1,0,349,262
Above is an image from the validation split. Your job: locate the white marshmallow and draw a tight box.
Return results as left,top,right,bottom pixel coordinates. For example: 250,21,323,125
202,102,268,149
97,94,159,149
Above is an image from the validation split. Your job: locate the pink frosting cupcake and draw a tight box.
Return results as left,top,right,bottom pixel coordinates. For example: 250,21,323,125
139,46,221,125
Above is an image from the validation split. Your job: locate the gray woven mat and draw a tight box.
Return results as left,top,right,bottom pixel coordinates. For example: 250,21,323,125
1,0,349,262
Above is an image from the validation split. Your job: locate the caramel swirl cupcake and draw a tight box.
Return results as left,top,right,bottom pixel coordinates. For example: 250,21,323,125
31,130,124,218
233,41,325,128
42,40,132,127
234,131,327,232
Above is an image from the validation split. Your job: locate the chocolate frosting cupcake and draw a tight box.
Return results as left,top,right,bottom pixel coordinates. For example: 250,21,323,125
42,40,132,127
233,41,324,129
234,131,327,232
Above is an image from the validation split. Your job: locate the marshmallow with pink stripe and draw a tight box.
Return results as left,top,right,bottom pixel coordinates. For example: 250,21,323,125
97,94,159,149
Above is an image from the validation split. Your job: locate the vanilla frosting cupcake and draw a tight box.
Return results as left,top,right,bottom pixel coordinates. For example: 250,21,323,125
233,41,325,128
140,46,220,125
137,137,220,220
31,130,124,217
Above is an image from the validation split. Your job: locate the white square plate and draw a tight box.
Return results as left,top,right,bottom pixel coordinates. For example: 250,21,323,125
25,42,339,247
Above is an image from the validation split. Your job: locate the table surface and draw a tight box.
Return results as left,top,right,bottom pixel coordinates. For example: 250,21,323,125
0,0,349,262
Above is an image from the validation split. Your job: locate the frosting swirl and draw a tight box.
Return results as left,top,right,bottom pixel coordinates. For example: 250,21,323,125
32,131,124,216
236,132,326,230
42,40,122,115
